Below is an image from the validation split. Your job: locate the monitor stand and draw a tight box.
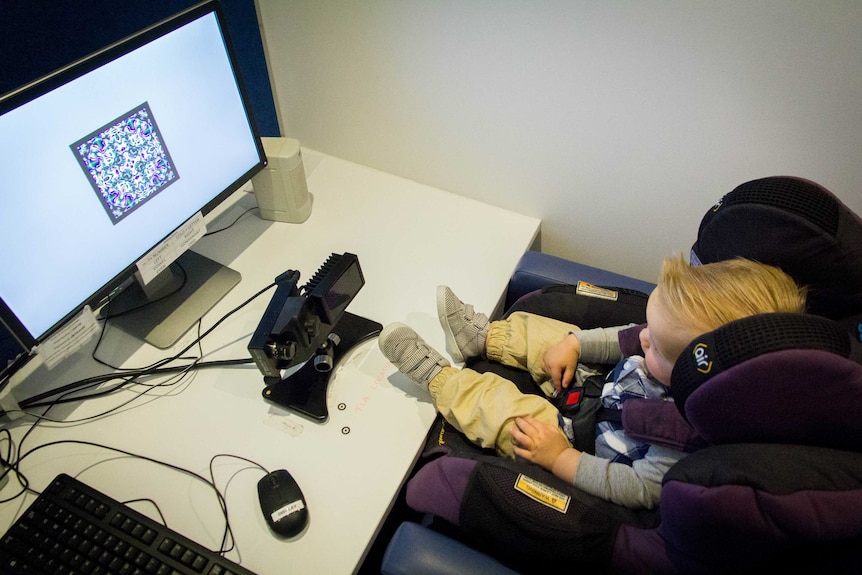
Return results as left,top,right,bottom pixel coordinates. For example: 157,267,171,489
107,250,240,349
262,312,383,422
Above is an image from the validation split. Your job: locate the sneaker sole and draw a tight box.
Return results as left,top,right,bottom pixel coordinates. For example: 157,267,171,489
436,285,465,364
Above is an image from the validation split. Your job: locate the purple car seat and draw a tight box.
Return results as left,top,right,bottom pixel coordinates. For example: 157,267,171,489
400,176,862,574
426,312,862,574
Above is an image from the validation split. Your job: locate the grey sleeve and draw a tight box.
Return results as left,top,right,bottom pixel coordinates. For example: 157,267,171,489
572,445,686,509
571,325,632,365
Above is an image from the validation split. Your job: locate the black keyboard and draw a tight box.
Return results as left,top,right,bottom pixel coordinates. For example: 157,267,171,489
0,473,257,575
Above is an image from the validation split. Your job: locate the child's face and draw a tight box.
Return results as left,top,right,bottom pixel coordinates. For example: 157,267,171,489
639,288,686,387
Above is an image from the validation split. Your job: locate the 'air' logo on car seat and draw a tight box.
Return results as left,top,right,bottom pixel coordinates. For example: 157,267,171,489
693,342,713,374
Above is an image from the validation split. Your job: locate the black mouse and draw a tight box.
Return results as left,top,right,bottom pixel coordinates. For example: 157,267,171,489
257,469,309,537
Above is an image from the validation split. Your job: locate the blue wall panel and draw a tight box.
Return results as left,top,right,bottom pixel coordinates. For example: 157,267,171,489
0,0,279,136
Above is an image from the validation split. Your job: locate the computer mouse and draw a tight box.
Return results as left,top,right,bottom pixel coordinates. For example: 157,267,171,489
257,469,309,537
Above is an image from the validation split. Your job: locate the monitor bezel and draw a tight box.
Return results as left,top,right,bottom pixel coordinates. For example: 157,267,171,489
0,0,267,352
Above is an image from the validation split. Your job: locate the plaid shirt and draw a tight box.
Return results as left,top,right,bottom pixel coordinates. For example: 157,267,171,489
594,356,670,465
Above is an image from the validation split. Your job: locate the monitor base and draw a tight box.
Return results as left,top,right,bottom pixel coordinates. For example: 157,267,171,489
107,251,240,349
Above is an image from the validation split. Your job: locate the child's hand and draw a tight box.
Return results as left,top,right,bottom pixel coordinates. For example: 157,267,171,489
511,416,570,471
542,333,581,391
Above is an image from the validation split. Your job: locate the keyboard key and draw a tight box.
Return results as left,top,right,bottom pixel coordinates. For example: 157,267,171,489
0,474,257,575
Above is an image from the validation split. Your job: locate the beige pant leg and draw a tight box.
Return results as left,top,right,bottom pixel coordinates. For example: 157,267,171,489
485,311,579,396
429,366,566,459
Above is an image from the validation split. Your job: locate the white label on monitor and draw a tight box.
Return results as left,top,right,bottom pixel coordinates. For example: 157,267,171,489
136,212,206,284
39,306,100,369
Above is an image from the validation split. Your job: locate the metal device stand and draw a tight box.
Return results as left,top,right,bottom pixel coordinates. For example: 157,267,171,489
261,312,382,421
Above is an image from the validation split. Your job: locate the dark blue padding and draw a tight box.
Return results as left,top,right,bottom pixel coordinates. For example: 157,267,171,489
506,251,656,310
380,522,520,575
0,326,22,372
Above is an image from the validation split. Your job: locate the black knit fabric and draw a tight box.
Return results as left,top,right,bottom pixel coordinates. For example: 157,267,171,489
691,176,862,328
713,176,840,236
459,457,654,574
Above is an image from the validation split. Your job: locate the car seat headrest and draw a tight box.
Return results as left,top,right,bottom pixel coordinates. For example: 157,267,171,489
690,176,862,339
671,313,862,449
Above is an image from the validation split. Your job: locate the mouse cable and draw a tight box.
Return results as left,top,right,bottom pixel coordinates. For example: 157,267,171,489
97,277,276,373
5,437,268,562
2,352,219,491
0,277,276,525
86,204,259,369
5,324,209,418
4,319,219,483
2,335,211,504
121,498,169,530
2,279,276,418
1,353,208,494
98,261,189,324
0,427,15,491
208,453,270,556
93,203,258,335
18,357,252,414
1,426,253,562
3,342,269,562
18,354,207,424
0,436,267,559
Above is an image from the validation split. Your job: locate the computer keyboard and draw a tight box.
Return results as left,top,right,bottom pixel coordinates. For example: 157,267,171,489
0,473,257,575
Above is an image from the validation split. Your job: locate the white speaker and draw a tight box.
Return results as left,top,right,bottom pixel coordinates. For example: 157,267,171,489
252,137,312,223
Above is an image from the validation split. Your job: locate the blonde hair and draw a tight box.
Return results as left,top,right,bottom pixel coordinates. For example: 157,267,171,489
654,255,807,357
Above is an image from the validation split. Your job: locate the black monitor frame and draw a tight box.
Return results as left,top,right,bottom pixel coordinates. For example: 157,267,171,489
0,0,266,354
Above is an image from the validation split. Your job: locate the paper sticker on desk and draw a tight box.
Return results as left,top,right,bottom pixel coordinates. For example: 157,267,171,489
136,212,205,284
514,474,570,513
272,500,305,522
576,281,619,301
38,306,100,369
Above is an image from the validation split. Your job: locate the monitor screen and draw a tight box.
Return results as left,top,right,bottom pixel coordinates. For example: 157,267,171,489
0,1,265,352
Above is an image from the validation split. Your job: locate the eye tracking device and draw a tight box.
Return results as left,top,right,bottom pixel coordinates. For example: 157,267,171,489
248,253,381,421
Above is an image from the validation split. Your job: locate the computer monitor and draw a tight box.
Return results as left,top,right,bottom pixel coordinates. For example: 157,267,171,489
0,0,266,354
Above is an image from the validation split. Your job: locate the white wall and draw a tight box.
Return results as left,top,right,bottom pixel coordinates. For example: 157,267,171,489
256,0,862,282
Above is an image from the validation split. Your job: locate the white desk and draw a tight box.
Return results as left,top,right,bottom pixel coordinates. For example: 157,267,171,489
0,150,540,574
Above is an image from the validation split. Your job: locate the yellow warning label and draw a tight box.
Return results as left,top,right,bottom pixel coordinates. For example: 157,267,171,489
576,281,619,301
514,474,570,513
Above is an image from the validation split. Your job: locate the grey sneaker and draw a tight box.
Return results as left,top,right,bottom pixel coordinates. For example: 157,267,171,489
379,322,450,390
436,286,489,363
